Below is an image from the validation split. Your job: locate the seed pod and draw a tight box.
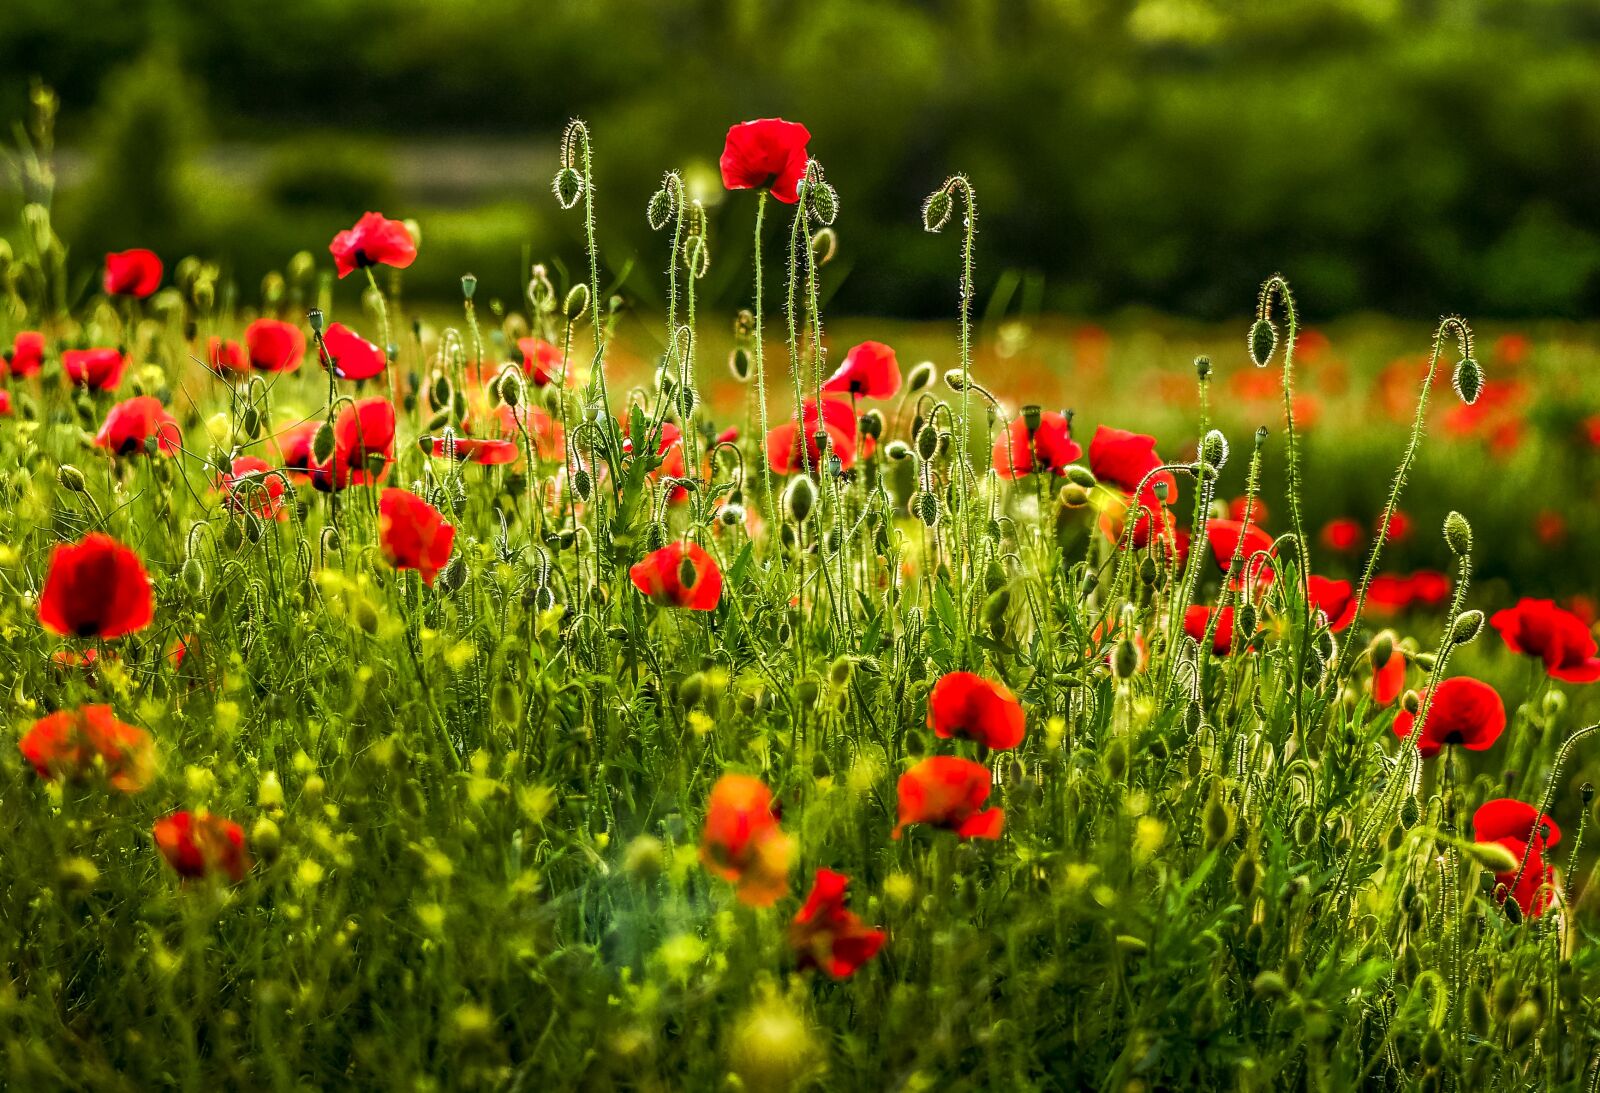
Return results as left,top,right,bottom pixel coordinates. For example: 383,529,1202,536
1453,356,1483,405
553,166,585,209
1194,355,1213,379
1248,318,1277,368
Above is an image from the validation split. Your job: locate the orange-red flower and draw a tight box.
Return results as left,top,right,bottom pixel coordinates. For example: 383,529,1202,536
63,348,127,391
1089,426,1173,500
312,397,396,491
205,337,247,375
1307,575,1355,633
516,338,571,387
927,671,1025,750
319,322,387,381
1393,676,1505,758
790,869,886,978
19,705,155,793
892,756,1003,841
378,488,455,586
95,396,181,456
1372,646,1407,706
104,249,162,298
720,118,811,205
39,533,153,640
244,318,306,372
7,331,44,376
1473,798,1560,917
329,212,416,278
700,773,792,906
217,456,287,519
1320,517,1363,554
429,436,520,465
153,810,251,883
1490,598,1600,684
992,411,1080,479
822,341,901,399
766,398,857,475
1184,605,1251,655
629,541,722,611
1205,519,1274,584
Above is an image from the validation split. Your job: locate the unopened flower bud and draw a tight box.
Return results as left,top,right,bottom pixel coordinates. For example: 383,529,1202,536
1248,318,1277,368
553,167,584,210
922,188,953,232
1453,356,1483,405
1443,511,1473,557
906,361,936,393
57,464,87,492
784,476,816,524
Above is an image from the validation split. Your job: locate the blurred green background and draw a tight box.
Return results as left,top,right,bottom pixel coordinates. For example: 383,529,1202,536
6,0,1600,318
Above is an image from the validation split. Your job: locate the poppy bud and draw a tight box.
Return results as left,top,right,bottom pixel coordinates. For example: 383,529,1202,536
312,421,336,466
1399,794,1421,829
1502,894,1523,925
943,369,970,393
914,490,941,527
809,178,838,226
1491,977,1519,1019
1251,971,1287,999
719,504,745,528
428,372,453,413
916,426,939,461
251,817,282,863
223,520,244,551
1465,840,1519,873
885,440,912,462
1401,690,1420,715
1466,986,1491,1038
439,555,467,593
1232,852,1258,897
623,835,665,881
1543,689,1566,719
1199,430,1229,470
1443,511,1472,557
57,464,87,493
1111,637,1140,680
859,410,883,440
460,273,477,300
1452,356,1483,405
1235,604,1257,639
683,235,710,279
1450,609,1484,646
906,361,937,393
1369,631,1394,667
1412,651,1437,671
1058,483,1090,509
922,188,953,232
1248,318,1277,368
1419,1028,1444,1070
1204,785,1234,849
829,656,853,687
182,555,205,596
564,284,590,323
1195,355,1212,379
646,188,673,232
553,166,585,210
784,476,816,524
528,265,556,313
982,588,1010,625
573,470,593,501
728,347,752,382
1507,1000,1539,1048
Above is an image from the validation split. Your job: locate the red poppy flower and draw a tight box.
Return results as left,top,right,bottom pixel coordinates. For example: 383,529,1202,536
313,397,396,490
1473,798,1561,917
38,533,154,640
8,331,45,376
378,488,455,586
720,119,811,205
927,671,1025,750
1227,496,1267,524
516,338,571,387
103,249,162,298
1378,510,1413,545
0,390,11,417
1392,676,1506,758
492,404,565,461
153,810,251,883
1408,570,1451,608
95,396,181,456
329,212,417,278
1307,575,1355,633
1088,426,1173,498
19,705,155,793
1205,519,1274,578
218,456,287,519
244,319,306,373
700,773,792,907
1584,413,1600,449
1490,598,1600,683
790,869,887,979
992,411,1081,479
822,341,901,399
1320,517,1363,553
892,756,1003,841
1184,605,1252,655
204,337,247,375
767,398,857,475
63,348,127,391
429,436,519,465
629,541,722,611
1494,333,1531,367
319,322,386,381
1372,646,1406,706
275,420,320,480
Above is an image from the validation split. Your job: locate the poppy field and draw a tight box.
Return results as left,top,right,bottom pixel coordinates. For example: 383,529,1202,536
4,99,1600,1092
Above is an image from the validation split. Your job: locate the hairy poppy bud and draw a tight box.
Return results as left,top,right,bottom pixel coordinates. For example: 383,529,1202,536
728,346,752,382
1443,511,1472,557
1232,852,1259,897
885,440,912,462
1466,985,1491,1038
1451,609,1484,646
1248,318,1277,368
859,409,883,440
1200,430,1229,470
57,464,87,493
916,425,939,461
1065,465,1097,489
624,835,664,881
1401,690,1421,715
646,187,673,232
553,167,584,210
312,421,336,465
1507,1000,1539,1046
460,273,477,300
1059,483,1090,509
251,817,282,863
1111,637,1140,680
1251,971,1287,999
809,180,838,226
906,361,936,393
914,490,941,527
943,369,969,393
1465,840,1519,873
922,188,953,233
1453,356,1483,405
784,475,816,524
1204,785,1234,849
1369,631,1394,668
181,555,205,596
1399,794,1421,829
573,469,593,501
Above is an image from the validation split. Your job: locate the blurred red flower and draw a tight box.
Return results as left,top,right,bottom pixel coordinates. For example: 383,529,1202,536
313,397,396,490
1473,798,1560,917
329,212,416,278
95,396,180,456
790,869,886,978
63,348,127,391
429,436,520,465
217,456,287,520
516,338,572,387
244,319,306,373
1184,605,1249,655
892,756,1003,841
629,541,722,611
379,488,456,586
822,341,901,399
992,410,1080,479
205,337,247,375
720,118,811,205
7,331,44,376
39,533,154,640
1372,646,1406,706
1205,519,1274,583
1307,575,1355,633
701,773,791,906
1392,676,1506,758
19,705,155,793
1089,425,1175,502
103,249,162,298
154,810,251,883
1378,509,1412,545
1320,517,1363,554
319,322,387,381
1490,598,1600,683
767,398,857,475
927,671,1025,750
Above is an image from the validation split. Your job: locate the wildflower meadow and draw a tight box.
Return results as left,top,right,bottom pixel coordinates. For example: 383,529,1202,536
1,89,1599,1092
